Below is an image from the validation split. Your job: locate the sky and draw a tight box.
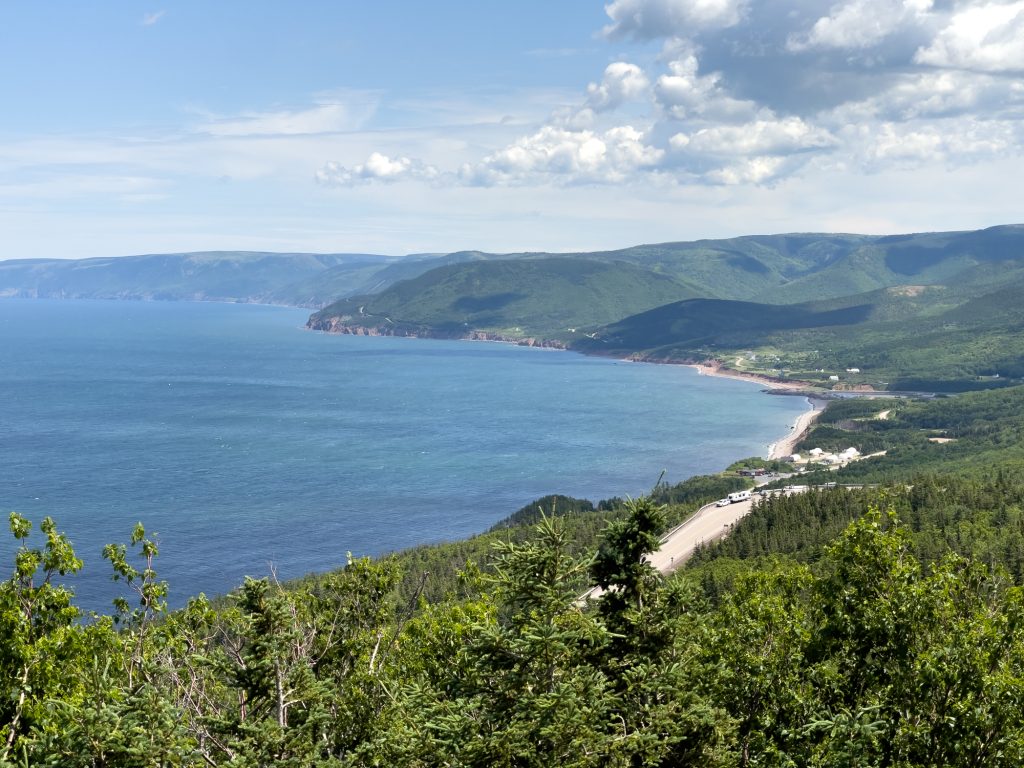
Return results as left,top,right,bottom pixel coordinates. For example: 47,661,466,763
2,0,1023,259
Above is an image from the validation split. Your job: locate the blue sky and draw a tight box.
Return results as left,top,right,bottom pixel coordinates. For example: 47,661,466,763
2,1,1023,259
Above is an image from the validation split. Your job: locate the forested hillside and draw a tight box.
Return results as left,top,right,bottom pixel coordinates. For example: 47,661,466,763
308,224,1024,392
7,228,1024,764
6,480,1024,766
309,258,699,340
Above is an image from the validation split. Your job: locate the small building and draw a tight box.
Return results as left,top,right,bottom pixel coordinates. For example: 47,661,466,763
828,375,840,382
846,367,861,373
789,453,802,463
809,448,824,457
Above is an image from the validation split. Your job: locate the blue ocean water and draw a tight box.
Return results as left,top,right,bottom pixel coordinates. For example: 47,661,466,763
0,299,807,610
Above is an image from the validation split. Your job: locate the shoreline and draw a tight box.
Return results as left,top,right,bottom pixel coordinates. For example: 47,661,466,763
310,323,829,465
685,362,825,460
686,360,813,392
767,397,826,460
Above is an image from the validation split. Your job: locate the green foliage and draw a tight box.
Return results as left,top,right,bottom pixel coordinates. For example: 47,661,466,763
797,385,1024,482
312,257,698,340
725,456,794,473
648,473,749,511
487,494,595,531
382,473,747,607
699,509,1024,766
0,514,85,763
10,459,1024,765
591,496,665,610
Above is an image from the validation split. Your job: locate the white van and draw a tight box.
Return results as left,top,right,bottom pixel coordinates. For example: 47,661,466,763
727,490,752,503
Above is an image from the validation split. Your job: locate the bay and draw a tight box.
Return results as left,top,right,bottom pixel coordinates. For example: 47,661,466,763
0,299,807,610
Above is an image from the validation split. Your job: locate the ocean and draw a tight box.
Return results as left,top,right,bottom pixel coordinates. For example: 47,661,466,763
0,299,807,610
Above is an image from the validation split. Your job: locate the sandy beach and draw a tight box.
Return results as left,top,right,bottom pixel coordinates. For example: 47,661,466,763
686,361,825,459
767,398,826,459
687,360,811,391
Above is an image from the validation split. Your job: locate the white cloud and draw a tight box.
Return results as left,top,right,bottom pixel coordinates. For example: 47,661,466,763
460,125,664,185
844,117,1018,169
316,153,440,186
141,10,166,26
829,69,1024,122
196,93,379,137
789,0,934,51
298,0,1024,191
705,156,788,184
915,1,1024,72
604,0,748,38
586,62,650,111
681,117,838,155
654,46,757,120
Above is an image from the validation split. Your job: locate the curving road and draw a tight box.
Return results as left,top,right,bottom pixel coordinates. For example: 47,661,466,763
646,495,759,574
580,485,833,603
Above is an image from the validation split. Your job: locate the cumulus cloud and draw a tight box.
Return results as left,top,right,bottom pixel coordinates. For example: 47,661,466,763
705,156,789,185
915,1,1024,72
586,62,650,111
460,125,664,185
654,45,757,120
681,117,837,155
316,153,440,186
141,10,166,26
830,70,1024,122
846,118,1018,170
604,0,749,38
789,0,934,51
313,0,1024,190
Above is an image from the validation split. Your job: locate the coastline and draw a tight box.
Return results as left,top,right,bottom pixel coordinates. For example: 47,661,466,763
687,360,811,392
309,322,828,465
686,362,825,460
767,398,826,460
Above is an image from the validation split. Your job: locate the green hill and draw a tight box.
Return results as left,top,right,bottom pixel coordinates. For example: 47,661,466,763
755,225,1024,304
301,224,1024,389
309,257,700,340
572,273,1024,391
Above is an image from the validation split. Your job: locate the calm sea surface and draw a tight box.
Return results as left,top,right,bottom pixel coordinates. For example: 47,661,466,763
0,299,807,610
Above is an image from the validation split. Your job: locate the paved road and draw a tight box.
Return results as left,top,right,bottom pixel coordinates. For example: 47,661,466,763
649,482,867,575
646,496,757,573
579,483,858,603
580,491,770,603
